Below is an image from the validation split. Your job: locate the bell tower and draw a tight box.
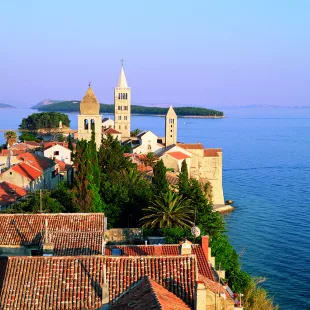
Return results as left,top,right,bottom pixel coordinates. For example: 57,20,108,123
165,106,177,147
114,63,131,140
77,85,102,148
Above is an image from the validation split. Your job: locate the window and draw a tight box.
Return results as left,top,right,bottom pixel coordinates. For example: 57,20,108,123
54,151,59,156
125,126,127,130
10,172,12,175
148,145,152,151
112,248,122,256
170,135,172,137
118,106,122,110
124,106,128,111
118,116,121,120
169,119,174,124
124,116,127,120
84,119,89,130
91,119,95,131
119,126,121,130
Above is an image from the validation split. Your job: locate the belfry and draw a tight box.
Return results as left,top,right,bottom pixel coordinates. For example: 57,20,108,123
114,65,131,140
77,85,102,147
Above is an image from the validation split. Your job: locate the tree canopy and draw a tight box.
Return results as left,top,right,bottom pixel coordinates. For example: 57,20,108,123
19,112,70,131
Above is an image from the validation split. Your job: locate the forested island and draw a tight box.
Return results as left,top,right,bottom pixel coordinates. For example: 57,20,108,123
35,100,224,117
19,112,71,131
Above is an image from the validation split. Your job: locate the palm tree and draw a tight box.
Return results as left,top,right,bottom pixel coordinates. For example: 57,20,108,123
141,152,158,168
4,131,17,147
130,128,142,137
141,191,194,229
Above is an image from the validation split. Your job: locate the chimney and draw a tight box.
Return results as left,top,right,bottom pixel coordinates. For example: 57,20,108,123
43,219,54,256
179,238,192,255
201,236,209,260
154,244,162,256
194,281,207,310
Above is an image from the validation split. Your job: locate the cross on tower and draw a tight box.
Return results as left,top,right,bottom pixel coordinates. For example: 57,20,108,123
120,59,124,67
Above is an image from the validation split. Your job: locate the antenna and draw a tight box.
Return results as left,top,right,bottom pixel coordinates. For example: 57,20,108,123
120,58,124,67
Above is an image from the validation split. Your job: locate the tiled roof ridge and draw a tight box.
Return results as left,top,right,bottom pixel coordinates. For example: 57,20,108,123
0,212,104,216
204,148,222,151
146,276,165,309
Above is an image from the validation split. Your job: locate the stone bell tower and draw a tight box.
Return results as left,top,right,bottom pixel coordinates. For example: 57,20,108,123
77,85,102,148
114,65,131,140
165,106,177,147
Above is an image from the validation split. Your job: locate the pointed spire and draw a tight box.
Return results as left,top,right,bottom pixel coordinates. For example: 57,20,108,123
117,65,128,88
167,105,177,117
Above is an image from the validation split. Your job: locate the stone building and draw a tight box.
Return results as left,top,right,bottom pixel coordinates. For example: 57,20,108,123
165,105,178,147
114,66,131,140
77,85,102,147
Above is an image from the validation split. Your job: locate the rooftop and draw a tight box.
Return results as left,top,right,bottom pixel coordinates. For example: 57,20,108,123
18,152,55,171
167,151,190,160
204,148,222,157
11,162,42,181
0,182,27,205
0,254,197,309
177,143,204,150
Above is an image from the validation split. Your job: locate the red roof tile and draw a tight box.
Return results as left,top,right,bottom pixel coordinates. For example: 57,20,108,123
0,149,25,156
55,159,72,172
0,213,105,246
105,244,214,281
0,255,197,309
167,152,190,160
103,127,122,134
111,276,191,310
204,148,222,157
18,152,55,171
0,182,28,205
11,162,42,180
177,143,204,150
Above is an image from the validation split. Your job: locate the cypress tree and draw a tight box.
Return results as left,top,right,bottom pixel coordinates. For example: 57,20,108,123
152,159,169,194
178,160,189,194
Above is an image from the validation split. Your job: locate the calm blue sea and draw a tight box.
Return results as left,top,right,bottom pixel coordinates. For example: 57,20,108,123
1,107,310,309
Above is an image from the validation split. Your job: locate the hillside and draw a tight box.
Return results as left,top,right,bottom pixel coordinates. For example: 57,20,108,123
0,103,15,108
31,99,63,109
36,100,224,117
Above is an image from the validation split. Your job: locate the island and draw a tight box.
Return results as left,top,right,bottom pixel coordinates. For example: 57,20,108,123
0,103,15,108
34,100,224,118
19,112,71,133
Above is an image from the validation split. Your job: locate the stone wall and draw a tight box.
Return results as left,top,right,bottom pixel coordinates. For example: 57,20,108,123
105,228,143,244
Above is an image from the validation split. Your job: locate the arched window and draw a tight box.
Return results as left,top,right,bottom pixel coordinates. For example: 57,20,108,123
91,119,95,131
84,119,89,130
148,144,152,151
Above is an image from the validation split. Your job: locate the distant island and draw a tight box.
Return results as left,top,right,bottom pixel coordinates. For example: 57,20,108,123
33,100,224,118
0,103,15,108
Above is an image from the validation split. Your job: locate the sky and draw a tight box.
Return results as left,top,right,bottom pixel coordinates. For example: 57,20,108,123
0,0,309,108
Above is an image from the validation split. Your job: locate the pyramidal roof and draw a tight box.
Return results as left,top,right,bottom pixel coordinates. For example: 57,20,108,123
80,86,100,115
117,66,128,88
166,105,177,117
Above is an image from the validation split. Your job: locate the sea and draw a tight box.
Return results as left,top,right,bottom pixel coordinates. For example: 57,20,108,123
1,107,310,310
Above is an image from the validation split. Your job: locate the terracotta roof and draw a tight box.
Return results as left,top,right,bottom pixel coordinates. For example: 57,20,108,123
0,149,25,156
111,276,191,310
167,151,190,160
137,164,153,173
204,148,222,157
177,143,204,150
43,141,73,150
55,159,72,172
11,142,40,150
51,231,103,256
11,162,42,180
18,152,55,171
0,182,28,205
198,274,232,300
44,143,71,151
0,213,105,246
166,172,179,185
0,255,197,309
105,244,214,281
103,127,122,134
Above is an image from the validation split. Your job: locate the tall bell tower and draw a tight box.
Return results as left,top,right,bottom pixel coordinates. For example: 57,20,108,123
165,106,177,147
114,63,131,140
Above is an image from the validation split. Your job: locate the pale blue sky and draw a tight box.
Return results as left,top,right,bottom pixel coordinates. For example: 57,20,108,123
0,0,309,107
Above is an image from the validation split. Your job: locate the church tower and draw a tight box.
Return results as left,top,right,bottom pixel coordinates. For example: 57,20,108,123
114,65,131,140
165,106,177,147
78,85,102,148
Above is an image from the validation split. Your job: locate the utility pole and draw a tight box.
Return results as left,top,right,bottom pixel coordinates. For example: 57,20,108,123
40,189,43,213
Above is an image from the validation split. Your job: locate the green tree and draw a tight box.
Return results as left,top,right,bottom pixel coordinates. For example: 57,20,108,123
178,160,189,194
56,134,65,142
4,131,17,147
72,139,104,213
67,134,74,152
152,159,169,194
19,132,41,142
141,152,158,168
141,191,193,229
